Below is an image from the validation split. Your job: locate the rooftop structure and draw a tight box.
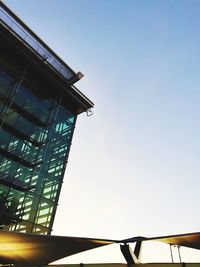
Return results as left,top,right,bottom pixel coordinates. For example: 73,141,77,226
0,230,199,265
0,1,93,235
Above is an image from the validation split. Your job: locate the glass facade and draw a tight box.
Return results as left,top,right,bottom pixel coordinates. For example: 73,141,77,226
0,45,77,235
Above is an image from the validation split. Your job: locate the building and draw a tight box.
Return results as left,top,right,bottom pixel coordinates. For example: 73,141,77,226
0,1,93,235
0,3,200,267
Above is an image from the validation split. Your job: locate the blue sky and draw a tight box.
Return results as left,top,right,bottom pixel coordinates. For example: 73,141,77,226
4,0,200,263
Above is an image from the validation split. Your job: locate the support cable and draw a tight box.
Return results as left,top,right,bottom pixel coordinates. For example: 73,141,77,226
169,244,174,263
177,245,182,263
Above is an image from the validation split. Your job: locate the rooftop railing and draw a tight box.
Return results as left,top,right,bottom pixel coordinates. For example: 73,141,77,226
0,2,94,111
0,4,76,81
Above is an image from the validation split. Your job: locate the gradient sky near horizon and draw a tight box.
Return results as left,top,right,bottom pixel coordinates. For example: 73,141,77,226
3,0,200,264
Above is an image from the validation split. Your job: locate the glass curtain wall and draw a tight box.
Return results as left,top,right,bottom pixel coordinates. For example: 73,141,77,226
0,48,76,234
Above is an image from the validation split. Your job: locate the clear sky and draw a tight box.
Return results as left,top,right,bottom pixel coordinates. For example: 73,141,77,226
3,0,200,264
